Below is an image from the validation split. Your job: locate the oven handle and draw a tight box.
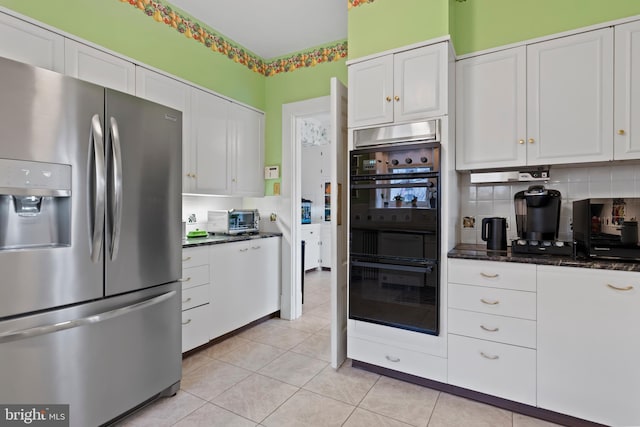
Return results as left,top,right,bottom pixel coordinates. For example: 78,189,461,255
351,182,437,190
351,260,434,274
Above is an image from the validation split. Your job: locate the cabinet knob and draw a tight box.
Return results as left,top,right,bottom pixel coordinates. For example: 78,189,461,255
394,96,400,102
386,96,392,102
518,139,525,145
528,138,535,144
618,129,626,135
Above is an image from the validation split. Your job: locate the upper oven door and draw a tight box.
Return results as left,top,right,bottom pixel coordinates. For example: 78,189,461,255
350,143,440,261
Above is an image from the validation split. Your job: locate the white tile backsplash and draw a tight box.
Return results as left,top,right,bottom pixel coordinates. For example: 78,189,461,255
458,163,638,245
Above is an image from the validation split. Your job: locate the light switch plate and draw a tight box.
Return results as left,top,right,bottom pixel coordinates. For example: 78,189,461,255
265,165,279,179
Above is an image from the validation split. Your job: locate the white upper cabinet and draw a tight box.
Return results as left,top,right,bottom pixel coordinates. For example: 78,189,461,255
65,39,135,94
135,67,192,192
527,28,613,165
614,20,640,160
456,47,527,169
0,13,64,72
348,42,448,128
456,28,614,170
190,91,264,196
230,103,265,196
190,88,230,195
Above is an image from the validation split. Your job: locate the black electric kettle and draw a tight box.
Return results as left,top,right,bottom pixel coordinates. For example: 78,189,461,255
482,217,508,251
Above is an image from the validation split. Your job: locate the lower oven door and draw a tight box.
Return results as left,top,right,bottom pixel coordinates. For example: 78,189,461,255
349,258,439,335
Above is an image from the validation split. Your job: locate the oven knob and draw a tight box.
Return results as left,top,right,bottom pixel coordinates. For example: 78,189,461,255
420,157,428,163
542,241,552,247
530,240,539,246
391,159,399,166
405,158,413,164
555,241,565,247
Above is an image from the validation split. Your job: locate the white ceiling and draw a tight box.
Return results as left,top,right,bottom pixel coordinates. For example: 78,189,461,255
169,0,347,59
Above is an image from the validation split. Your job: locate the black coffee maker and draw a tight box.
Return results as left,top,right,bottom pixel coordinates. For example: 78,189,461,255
514,185,561,241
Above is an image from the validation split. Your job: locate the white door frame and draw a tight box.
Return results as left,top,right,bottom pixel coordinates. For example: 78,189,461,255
281,96,330,320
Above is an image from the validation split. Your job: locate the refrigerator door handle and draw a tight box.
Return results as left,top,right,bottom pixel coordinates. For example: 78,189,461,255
0,290,176,344
89,114,106,263
109,116,123,261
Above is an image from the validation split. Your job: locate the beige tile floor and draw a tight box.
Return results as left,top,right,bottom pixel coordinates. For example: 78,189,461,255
119,270,562,427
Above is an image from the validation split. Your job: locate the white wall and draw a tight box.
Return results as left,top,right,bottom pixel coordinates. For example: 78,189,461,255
458,163,640,244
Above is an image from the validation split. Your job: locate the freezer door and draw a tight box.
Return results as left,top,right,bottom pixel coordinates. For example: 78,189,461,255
0,56,104,318
104,89,182,295
0,282,181,427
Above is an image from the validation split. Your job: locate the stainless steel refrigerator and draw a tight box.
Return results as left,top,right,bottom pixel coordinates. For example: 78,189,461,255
0,56,182,426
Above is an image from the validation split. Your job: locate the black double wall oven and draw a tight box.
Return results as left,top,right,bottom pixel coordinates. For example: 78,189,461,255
349,130,441,335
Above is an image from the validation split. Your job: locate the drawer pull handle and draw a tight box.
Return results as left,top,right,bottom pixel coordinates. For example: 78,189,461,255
480,325,499,332
385,355,400,363
182,319,192,326
480,272,499,279
480,351,499,360
251,246,261,250
182,297,192,304
480,298,499,305
240,248,249,252
179,277,191,282
182,256,192,262
607,284,634,291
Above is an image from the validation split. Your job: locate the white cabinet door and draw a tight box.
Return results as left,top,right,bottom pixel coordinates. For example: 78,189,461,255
209,238,280,340
64,39,135,94
230,103,264,196
191,89,231,195
456,47,527,170
537,266,640,426
0,12,64,72
394,43,447,123
348,55,393,128
614,20,640,160
301,224,320,271
320,223,332,268
527,28,614,165
135,67,192,191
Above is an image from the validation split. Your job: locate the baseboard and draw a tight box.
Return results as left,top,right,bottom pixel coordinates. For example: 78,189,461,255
351,360,606,427
182,310,280,358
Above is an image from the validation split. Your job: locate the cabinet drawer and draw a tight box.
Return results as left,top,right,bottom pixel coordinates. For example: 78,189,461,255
182,284,209,311
182,247,209,269
448,283,536,320
448,259,536,291
448,308,536,348
448,334,536,406
347,335,447,383
181,264,209,290
181,304,210,353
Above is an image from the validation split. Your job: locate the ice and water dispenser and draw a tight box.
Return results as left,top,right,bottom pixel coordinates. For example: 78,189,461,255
0,158,71,250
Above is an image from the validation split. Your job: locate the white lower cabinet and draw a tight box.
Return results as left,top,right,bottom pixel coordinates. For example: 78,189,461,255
209,237,281,340
347,319,448,383
448,335,536,406
301,224,321,271
447,259,537,405
537,265,640,426
181,247,211,353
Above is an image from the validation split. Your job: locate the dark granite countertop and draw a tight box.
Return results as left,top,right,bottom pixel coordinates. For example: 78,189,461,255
448,244,640,272
182,232,282,248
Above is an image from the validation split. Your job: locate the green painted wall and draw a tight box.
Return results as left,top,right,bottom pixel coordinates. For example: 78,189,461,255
264,59,347,195
451,0,640,55
348,0,449,60
0,0,265,109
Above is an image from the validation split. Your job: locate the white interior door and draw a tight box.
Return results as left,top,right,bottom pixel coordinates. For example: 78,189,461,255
330,78,348,369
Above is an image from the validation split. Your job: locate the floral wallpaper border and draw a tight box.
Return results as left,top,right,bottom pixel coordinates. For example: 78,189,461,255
119,0,347,76
348,0,375,10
